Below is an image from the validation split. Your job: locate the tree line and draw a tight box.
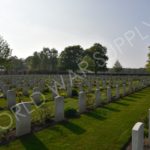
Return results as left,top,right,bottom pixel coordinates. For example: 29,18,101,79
0,36,110,74
1,35,149,74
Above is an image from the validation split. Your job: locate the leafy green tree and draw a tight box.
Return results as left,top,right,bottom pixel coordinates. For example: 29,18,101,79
25,56,33,71
40,48,51,71
146,46,150,72
79,55,95,71
0,35,12,67
85,43,108,74
113,60,123,72
59,45,84,71
25,48,58,72
50,48,58,71
6,56,27,72
40,47,58,71
32,51,41,71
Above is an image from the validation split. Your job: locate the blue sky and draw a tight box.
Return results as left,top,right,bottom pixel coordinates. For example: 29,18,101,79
0,0,150,68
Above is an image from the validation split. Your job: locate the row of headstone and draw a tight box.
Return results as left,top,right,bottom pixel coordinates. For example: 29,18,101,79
0,75,149,137
5,77,150,111
3,75,150,111
12,95,64,137
0,75,149,98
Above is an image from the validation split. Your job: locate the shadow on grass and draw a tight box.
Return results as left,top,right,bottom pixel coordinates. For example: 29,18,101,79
114,101,129,106
20,134,48,150
123,97,137,102
60,121,86,135
84,111,106,121
51,126,64,135
129,94,144,99
103,105,120,112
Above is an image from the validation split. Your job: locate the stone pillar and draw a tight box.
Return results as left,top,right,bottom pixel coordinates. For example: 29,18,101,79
54,96,64,122
7,90,16,109
15,102,31,137
132,122,144,150
95,89,101,107
107,86,111,102
78,91,86,113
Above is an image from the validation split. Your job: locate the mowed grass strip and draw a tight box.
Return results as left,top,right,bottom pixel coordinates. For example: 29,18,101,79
0,87,150,150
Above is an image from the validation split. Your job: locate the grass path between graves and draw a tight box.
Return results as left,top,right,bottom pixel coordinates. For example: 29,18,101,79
1,87,150,150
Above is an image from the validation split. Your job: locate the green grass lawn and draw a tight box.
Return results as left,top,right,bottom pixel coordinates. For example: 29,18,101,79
0,87,150,150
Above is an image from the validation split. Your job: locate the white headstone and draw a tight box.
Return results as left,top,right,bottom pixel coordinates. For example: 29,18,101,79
31,92,42,106
149,109,150,142
67,83,72,97
15,102,31,137
132,122,144,150
7,90,16,109
107,86,111,102
115,84,120,99
78,91,86,113
95,89,101,107
123,84,126,96
54,96,64,122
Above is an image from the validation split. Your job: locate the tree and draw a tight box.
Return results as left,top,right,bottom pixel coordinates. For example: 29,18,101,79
85,43,108,74
113,60,123,72
7,56,27,72
80,55,95,72
25,47,58,72
25,56,34,71
39,47,58,71
50,48,58,71
0,35,12,67
146,46,150,72
59,45,84,71
31,51,41,71
40,48,51,71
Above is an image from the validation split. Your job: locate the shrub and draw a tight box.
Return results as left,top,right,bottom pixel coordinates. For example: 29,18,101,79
86,93,95,108
43,87,49,93
71,89,78,97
